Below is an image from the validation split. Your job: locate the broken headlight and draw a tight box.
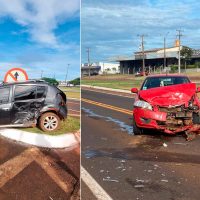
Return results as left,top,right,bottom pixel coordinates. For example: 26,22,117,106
134,100,152,110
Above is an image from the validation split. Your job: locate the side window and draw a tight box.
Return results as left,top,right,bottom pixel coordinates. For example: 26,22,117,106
14,85,36,101
36,86,46,98
0,87,10,104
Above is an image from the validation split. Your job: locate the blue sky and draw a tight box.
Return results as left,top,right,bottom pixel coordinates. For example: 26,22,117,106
0,0,80,81
81,0,200,63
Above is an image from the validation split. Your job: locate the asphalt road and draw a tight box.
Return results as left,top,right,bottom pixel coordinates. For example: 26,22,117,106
68,98,80,117
81,88,200,200
0,137,80,200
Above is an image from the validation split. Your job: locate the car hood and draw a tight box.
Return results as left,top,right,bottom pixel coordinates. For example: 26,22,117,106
139,83,196,107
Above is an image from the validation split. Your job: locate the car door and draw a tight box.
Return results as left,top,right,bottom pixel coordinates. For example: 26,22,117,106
0,86,12,125
11,84,37,124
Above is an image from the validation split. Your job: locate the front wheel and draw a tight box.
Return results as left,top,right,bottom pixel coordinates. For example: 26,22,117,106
133,116,142,135
39,112,61,132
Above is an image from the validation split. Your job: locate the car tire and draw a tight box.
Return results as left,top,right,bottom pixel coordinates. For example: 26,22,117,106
39,112,61,132
133,116,142,135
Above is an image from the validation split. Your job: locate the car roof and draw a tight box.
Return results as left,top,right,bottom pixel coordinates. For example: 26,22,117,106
0,80,52,86
147,74,189,78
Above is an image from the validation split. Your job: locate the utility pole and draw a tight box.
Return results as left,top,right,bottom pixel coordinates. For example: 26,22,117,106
164,37,166,68
163,32,169,70
138,35,146,73
176,29,183,74
65,64,70,85
41,70,43,78
86,47,91,77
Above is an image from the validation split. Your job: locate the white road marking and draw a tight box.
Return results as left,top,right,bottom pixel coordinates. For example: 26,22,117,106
81,166,113,200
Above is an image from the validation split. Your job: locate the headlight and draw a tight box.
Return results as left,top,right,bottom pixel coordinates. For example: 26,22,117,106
134,100,152,110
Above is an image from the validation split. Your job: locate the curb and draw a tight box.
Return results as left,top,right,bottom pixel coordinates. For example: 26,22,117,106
0,128,80,149
82,85,131,94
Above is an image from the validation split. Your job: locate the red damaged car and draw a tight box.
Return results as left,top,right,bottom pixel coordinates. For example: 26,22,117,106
131,75,200,137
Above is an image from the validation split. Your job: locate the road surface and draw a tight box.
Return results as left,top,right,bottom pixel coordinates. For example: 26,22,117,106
81,88,200,200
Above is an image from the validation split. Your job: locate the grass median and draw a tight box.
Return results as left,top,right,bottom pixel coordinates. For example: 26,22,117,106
82,73,200,90
59,86,80,99
19,116,80,135
82,75,145,90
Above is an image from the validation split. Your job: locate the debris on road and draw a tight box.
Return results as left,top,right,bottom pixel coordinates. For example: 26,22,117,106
103,177,119,182
163,143,168,147
134,185,145,188
174,142,187,145
161,179,169,183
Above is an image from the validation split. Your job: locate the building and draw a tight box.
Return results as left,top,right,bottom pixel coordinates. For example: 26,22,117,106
115,41,200,74
81,62,120,76
81,63,101,76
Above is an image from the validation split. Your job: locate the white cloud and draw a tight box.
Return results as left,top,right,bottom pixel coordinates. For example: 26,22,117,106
82,0,200,62
0,0,79,46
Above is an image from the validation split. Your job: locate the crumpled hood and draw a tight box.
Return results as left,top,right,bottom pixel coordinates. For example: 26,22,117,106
139,83,196,106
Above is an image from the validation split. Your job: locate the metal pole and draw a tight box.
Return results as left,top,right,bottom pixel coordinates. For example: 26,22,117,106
177,30,183,74
141,35,145,73
65,64,70,85
164,37,166,68
138,34,146,73
87,47,90,77
41,70,43,78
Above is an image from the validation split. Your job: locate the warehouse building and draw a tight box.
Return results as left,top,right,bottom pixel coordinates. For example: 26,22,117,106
116,40,200,74
81,62,120,76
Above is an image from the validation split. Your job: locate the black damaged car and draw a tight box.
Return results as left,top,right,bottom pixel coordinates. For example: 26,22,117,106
0,80,67,132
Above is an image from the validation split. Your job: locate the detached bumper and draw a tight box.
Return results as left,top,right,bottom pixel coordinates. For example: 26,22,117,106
133,108,195,134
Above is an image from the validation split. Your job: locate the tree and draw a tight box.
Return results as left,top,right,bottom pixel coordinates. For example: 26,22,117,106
42,77,59,86
180,46,193,72
69,77,80,86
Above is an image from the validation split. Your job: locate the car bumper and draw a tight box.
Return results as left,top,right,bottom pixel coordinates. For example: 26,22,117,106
59,105,68,119
133,108,195,134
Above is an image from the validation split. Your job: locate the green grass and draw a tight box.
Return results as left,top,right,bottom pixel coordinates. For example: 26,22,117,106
82,73,200,90
82,75,145,90
19,116,80,135
64,91,80,99
59,86,80,99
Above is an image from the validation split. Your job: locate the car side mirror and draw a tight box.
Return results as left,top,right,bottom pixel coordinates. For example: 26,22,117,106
131,88,138,93
196,87,200,93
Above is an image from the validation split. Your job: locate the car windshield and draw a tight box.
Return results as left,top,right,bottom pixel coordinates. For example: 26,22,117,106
141,76,190,90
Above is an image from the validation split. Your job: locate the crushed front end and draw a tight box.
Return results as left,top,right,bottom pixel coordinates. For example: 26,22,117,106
133,83,200,136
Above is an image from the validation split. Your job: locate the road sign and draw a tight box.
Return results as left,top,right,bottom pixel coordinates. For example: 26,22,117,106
4,68,29,83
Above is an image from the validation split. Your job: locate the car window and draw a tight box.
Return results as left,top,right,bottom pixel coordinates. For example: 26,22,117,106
36,86,46,98
142,77,190,90
0,87,10,104
14,85,36,101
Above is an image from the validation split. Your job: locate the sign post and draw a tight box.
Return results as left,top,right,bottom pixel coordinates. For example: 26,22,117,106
4,68,29,83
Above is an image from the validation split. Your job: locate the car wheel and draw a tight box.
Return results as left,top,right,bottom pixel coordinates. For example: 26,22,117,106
133,116,142,135
39,112,61,132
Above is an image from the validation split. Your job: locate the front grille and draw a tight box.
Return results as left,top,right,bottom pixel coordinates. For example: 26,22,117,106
158,105,193,128
158,105,182,113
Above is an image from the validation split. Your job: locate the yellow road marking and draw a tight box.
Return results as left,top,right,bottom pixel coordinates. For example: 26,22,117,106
82,98,132,115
